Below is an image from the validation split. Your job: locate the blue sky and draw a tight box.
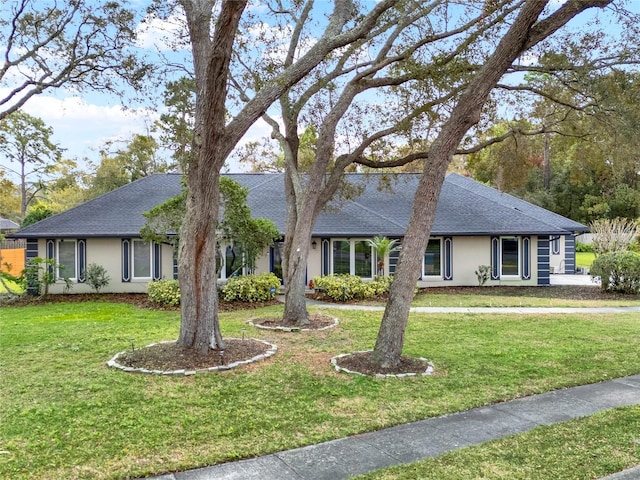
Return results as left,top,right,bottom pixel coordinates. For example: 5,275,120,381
2,0,639,180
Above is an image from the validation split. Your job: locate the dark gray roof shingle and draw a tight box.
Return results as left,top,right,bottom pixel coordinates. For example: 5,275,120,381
0,218,20,231
12,172,587,239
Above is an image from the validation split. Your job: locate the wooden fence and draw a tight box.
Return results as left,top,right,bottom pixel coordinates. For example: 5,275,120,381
0,241,26,274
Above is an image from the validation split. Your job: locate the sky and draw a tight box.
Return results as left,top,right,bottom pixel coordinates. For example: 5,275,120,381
0,0,285,176
1,0,639,181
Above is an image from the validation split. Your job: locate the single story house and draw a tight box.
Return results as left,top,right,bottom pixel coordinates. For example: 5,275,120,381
9,172,588,294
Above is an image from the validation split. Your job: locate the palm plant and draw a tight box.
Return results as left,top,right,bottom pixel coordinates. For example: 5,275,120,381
367,236,400,276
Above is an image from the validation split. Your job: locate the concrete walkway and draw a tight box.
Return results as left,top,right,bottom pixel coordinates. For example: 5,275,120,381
146,375,640,480
294,295,640,314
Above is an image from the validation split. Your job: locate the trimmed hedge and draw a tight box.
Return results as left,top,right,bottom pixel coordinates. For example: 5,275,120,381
147,279,181,307
312,274,392,302
221,273,281,302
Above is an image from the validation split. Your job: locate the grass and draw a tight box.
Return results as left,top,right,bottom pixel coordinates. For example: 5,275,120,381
410,286,640,308
357,406,640,479
576,252,596,268
1,301,639,479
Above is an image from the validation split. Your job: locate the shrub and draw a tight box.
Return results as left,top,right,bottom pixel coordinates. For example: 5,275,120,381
147,279,181,306
475,265,491,286
590,218,638,255
221,273,281,302
21,257,57,296
85,263,110,293
312,274,392,302
590,251,640,294
575,242,593,253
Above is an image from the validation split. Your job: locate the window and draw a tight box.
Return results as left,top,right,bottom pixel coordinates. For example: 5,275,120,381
354,240,373,277
501,237,519,276
332,240,351,275
132,240,152,279
423,239,441,277
57,240,77,280
225,243,245,278
331,239,374,278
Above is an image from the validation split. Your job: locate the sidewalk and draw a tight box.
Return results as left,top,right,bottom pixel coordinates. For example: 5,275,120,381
294,295,640,314
146,375,640,480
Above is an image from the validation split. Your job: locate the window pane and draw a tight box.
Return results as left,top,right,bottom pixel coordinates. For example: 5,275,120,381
354,241,372,277
423,239,441,276
133,241,151,278
58,241,76,278
225,244,244,278
501,238,519,276
333,240,350,274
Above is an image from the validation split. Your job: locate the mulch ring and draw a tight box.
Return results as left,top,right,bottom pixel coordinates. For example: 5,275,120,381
248,313,338,331
110,338,275,373
332,351,434,378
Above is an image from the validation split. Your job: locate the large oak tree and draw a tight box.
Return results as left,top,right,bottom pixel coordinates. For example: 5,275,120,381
233,0,639,331
372,0,636,368
176,0,402,353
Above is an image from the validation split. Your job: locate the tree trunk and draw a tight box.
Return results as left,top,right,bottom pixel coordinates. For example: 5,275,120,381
282,211,316,325
176,0,247,354
371,0,561,369
283,246,310,325
177,169,224,354
371,171,444,368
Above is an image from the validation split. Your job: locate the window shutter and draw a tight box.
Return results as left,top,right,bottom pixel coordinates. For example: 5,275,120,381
521,236,531,280
444,237,453,281
537,236,550,285
153,242,162,281
322,239,329,276
46,239,55,277
121,239,131,282
173,249,179,280
78,239,87,283
491,237,500,280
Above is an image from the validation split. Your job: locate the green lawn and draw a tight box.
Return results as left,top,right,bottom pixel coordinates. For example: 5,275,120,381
357,406,640,480
576,251,596,268
410,286,640,308
1,301,639,479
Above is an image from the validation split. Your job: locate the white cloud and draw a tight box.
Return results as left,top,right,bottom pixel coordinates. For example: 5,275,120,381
12,93,158,161
135,11,189,51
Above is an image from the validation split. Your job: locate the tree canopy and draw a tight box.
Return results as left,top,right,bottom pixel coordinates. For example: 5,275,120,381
0,0,151,119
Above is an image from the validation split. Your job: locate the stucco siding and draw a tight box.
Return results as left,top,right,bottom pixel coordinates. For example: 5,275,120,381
37,238,174,294
416,236,539,288
307,240,322,281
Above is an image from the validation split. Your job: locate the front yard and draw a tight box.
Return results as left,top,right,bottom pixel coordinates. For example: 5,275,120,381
1,295,639,480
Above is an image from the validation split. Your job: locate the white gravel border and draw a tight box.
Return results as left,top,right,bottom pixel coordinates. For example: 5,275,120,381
106,338,277,375
247,315,339,332
330,350,434,378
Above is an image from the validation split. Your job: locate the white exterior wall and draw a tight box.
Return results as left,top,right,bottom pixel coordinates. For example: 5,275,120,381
253,250,270,275
35,235,547,294
415,235,539,288
39,238,174,294
307,239,322,281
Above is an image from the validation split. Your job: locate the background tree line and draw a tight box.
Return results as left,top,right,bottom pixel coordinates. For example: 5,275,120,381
3,69,637,227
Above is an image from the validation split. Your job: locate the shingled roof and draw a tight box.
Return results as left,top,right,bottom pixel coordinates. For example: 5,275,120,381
12,172,587,239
